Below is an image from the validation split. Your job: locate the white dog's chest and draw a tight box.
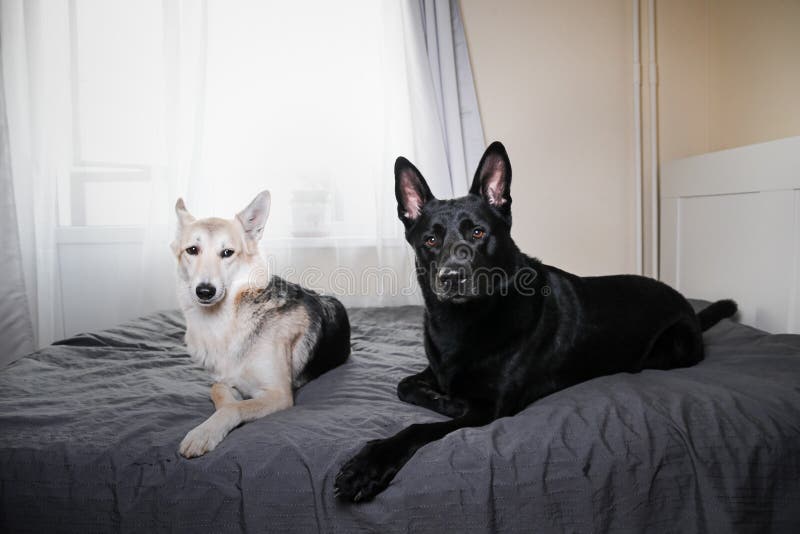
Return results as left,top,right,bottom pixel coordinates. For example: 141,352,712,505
184,318,290,398
189,341,243,382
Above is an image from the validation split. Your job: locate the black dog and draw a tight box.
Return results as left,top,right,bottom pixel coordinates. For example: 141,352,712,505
334,141,737,502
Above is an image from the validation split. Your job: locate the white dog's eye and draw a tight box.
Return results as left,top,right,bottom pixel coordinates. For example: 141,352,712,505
221,249,235,258
185,246,199,255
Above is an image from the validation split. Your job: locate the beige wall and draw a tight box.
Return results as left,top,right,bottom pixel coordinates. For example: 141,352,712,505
460,0,636,276
654,0,800,275
656,0,710,163
707,0,800,151
659,0,800,162
462,0,800,277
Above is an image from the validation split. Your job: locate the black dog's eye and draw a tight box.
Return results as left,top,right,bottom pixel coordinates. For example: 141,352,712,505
424,236,437,248
221,249,235,258
472,228,486,240
185,246,199,255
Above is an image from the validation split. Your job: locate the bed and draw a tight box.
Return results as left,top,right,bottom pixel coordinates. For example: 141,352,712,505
1,300,800,533
660,136,800,334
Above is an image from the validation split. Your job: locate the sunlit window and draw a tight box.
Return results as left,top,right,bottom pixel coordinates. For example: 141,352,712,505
66,0,410,239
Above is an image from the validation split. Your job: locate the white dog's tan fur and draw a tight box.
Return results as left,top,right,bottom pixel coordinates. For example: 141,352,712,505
172,191,350,458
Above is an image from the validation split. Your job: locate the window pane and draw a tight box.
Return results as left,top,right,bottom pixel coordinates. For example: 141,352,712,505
200,0,387,238
74,0,165,165
70,169,150,226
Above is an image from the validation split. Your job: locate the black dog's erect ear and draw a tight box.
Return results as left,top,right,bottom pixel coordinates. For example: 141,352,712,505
395,157,435,227
470,141,512,216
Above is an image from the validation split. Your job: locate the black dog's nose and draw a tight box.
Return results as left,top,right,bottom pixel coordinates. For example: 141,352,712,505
195,283,216,301
438,269,463,286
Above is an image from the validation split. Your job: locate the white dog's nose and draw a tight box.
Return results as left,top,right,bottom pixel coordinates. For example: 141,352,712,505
195,283,216,301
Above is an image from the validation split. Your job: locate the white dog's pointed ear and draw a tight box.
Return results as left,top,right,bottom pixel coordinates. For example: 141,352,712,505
171,198,195,256
175,198,195,227
236,190,271,249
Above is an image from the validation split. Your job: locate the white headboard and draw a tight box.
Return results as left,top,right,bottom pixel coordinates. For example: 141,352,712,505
660,136,800,334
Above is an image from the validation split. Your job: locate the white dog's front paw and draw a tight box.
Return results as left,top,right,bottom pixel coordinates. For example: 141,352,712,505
179,421,225,458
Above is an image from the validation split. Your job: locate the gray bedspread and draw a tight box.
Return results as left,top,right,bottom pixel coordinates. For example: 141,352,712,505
1,303,800,533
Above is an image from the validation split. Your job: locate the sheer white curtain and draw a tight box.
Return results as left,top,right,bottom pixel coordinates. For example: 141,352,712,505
1,0,484,352
0,24,35,367
2,0,70,357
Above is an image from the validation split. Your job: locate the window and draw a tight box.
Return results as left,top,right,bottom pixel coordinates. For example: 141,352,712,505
63,0,406,240
64,0,165,227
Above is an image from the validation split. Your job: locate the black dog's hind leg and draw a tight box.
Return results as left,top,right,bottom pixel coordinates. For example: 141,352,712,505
334,406,492,503
642,318,704,370
397,366,470,418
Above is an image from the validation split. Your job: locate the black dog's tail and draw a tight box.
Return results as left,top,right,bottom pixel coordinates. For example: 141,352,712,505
697,299,738,331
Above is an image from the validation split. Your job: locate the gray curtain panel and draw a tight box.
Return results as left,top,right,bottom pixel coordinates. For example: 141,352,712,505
419,0,485,195
0,35,35,368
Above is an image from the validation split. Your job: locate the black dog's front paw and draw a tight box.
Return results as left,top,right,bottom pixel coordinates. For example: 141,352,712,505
397,376,469,418
334,439,402,503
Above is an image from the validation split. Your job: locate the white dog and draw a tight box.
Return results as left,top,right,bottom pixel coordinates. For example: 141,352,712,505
171,191,350,458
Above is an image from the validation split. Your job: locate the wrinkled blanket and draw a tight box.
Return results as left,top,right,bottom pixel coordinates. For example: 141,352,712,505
1,303,799,532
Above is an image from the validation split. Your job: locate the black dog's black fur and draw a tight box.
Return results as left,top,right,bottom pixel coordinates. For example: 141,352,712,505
334,141,737,502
